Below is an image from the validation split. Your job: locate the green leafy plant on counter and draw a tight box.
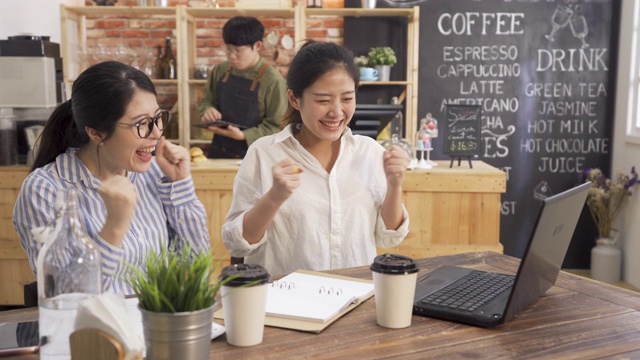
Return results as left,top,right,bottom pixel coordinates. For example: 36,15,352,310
367,47,397,66
127,245,228,313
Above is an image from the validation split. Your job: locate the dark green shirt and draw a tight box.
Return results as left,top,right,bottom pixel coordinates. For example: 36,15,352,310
197,57,288,145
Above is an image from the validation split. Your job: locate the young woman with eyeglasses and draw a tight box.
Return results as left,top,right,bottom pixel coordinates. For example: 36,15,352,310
13,61,210,294
197,16,288,159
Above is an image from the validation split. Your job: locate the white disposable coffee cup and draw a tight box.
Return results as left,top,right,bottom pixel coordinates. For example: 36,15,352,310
371,253,419,328
220,264,271,347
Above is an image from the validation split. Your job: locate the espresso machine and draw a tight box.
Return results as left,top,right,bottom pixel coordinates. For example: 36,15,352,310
0,35,65,165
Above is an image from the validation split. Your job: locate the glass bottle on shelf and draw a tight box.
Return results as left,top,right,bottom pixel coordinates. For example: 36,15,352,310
161,37,177,80
141,48,155,78
389,96,403,139
154,45,163,79
163,107,179,140
37,189,102,359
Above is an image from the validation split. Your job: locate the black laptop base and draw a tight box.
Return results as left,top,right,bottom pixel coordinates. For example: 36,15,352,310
412,266,515,328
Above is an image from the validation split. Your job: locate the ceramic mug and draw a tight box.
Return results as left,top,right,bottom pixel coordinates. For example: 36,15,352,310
360,67,379,81
263,32,278,49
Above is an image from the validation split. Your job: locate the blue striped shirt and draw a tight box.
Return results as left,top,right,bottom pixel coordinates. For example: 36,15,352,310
13,148,210,294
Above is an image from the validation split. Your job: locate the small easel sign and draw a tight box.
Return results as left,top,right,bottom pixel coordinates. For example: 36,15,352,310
442,104,482,168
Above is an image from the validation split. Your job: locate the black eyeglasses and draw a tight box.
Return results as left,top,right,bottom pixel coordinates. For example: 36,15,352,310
117,109,171,138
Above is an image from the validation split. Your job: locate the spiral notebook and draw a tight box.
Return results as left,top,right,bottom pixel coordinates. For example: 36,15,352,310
214,269,374,333
265,271,374,324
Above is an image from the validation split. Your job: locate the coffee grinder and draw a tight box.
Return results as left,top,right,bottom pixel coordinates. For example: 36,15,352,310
0,35,65,165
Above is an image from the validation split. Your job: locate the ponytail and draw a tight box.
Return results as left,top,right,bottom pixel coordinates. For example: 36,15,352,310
31,100,87,171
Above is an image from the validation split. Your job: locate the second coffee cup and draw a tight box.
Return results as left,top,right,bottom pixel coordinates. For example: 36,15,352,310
219,264,271,346
371,253,419,328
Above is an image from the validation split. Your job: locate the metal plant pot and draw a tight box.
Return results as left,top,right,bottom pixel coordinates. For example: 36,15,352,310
140,305,214,360
376,65,391,82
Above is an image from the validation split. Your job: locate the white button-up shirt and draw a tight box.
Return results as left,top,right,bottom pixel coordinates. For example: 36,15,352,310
222,125,409,277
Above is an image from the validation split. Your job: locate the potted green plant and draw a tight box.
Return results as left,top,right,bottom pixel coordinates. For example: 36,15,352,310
127,246,226,360
367,47,397,81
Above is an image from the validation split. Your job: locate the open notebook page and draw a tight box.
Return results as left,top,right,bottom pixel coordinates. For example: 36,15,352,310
265,271,374,323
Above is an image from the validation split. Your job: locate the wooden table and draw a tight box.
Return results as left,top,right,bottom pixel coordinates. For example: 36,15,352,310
3,251,640,359
0,161,505,305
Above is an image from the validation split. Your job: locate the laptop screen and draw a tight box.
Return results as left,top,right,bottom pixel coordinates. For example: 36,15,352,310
503,182,591,322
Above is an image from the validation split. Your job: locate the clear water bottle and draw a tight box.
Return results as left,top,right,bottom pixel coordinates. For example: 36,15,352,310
0,108,18,166
37,189,102,359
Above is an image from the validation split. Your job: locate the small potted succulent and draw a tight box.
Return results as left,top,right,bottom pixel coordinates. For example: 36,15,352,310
367,47,397,81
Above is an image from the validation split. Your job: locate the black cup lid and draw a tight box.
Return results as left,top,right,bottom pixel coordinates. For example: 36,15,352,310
371,253,419,275
219,263,270,287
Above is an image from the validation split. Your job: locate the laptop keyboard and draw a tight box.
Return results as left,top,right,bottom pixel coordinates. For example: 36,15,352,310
419,271,514,312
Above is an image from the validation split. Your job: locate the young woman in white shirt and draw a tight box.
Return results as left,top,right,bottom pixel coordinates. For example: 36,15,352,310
222,41,411,276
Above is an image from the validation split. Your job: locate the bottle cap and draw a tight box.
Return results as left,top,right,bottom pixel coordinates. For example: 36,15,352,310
219,263,270,287
371,253,419,275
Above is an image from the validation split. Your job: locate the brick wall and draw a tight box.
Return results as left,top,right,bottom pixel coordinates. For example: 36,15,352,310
79,0,343,111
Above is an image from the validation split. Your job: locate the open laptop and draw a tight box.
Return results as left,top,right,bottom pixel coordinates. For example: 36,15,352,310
413,182,591,327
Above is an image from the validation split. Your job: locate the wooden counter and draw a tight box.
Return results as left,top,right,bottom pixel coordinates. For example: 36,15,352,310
0,160,505,305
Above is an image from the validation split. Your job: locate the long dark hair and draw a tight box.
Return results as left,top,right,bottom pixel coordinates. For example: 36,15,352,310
32,61,156,171
281,41,360,129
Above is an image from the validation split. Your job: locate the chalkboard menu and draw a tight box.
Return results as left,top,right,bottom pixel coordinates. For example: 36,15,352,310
411,0,619,267
443,104,482,157
344,0,620,267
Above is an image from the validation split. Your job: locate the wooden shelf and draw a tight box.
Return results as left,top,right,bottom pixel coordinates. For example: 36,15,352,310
186,7,295,17
305,8,416,18
63,5,176,16
61,4,419,147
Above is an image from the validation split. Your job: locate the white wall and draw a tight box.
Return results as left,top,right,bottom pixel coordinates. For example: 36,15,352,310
613,0,640,288
0,0,82,44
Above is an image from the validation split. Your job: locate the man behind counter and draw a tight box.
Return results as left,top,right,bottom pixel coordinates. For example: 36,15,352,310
198,16,288,159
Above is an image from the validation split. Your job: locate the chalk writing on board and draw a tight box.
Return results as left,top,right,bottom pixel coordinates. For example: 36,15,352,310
415,0,617,264
443,104,482,156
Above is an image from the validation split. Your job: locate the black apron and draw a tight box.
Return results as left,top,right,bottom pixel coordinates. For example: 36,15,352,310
208,63,269,159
